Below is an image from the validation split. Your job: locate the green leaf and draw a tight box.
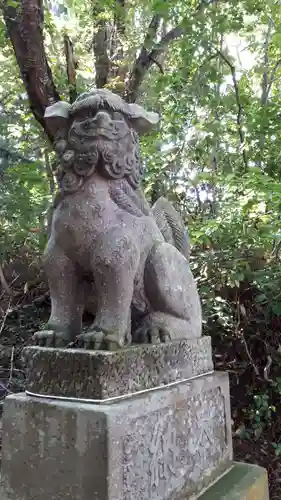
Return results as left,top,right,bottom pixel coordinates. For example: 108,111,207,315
7,0,19,7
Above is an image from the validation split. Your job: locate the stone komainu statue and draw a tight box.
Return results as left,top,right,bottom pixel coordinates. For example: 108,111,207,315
34,89,202,350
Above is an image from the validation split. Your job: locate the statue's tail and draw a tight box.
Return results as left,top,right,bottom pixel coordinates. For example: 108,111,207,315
152,197,190,261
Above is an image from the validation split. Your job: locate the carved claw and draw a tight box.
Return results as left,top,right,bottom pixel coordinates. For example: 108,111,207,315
103,333,125,351
132,325,169,344
74,329,125,351
75,330,105,350
33,330,71,348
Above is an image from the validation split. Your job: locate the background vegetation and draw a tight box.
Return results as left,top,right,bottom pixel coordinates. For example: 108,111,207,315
1,0,281,496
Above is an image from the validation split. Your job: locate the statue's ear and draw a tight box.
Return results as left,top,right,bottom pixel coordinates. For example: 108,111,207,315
128,103,160,135
44,101,71,139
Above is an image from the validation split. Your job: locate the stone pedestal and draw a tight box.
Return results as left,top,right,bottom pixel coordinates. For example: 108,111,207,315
23,337,214,399
0,338,269,500
198,462,269,500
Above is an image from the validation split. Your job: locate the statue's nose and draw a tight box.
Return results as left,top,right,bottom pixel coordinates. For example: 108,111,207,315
94,111,111,126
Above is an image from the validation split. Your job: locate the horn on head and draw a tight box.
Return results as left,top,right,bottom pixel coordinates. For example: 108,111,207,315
128,103,160,135
44,101,71,119
44,101,71,142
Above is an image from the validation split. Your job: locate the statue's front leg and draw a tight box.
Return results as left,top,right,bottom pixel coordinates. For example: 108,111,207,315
33,242,84,347
76,231,140,350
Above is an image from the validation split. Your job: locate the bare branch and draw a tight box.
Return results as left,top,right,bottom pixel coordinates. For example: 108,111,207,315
235,299,260,377
149,25,185,63
125,0,216,103
266,58,281,100
214,49,248,171
114,0,125,37
125,24,184,103
91,1,128,87
108,0,127,83
149,55,164,74
259,19,279,166
64,33,77,104
0,299,11,336
139,14,162,60
93,23,110,88
264,355,273,382
0,263,12,297
44,149,55,194
261,19,273,106
2,0,60,143
92,2,111,88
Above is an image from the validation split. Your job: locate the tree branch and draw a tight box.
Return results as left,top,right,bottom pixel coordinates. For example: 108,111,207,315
124,0,216,103
261,19,273,106
108,0,127,85
92,3,111,88
125,24,184,103
2,0,60,143
265,58,281,103
64,33,77,104
138,14,162,62
214,49,248,172
258,19,274,167
44,149,55,194
0,262,12,297
149,55,164,74
149,25,185,62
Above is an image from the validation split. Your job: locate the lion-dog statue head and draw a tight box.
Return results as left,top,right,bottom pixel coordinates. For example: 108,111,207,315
45,89,159,196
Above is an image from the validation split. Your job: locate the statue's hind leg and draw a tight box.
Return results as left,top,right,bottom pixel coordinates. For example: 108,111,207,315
33,242,84,347
141,242,202,342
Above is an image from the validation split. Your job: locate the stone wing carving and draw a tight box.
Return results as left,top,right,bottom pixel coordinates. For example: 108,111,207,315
152,197,190,261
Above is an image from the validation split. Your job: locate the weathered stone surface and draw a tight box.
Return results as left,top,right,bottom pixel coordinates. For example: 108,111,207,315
23,337,213,400
33,88,202,350
198,462,269,500
0,372,232,500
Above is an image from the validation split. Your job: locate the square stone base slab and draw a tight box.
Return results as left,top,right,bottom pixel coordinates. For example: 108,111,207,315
23,337,213,400
197,462,269,500
0,372,232,500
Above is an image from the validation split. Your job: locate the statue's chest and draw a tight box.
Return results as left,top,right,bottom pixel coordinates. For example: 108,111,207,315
54,196,110,229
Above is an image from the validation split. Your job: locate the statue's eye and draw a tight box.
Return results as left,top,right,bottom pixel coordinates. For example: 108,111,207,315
113,111,124,120
83,120,92,130
75,109,96,121
89,109,97,118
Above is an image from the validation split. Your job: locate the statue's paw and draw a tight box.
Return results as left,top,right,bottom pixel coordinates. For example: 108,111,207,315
32,330,70,348
133,325,170,344
75,329,105,350
103,333,125,351
75,329,125,351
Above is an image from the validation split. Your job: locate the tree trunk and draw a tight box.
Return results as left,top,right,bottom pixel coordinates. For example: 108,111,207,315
3,0,60,143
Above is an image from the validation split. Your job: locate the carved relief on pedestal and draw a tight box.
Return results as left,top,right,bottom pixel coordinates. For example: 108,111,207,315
123,388,227,500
